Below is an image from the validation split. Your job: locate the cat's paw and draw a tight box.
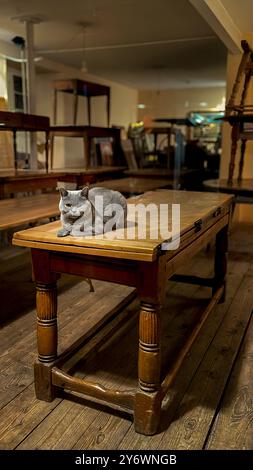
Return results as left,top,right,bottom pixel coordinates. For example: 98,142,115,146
57,228,70,237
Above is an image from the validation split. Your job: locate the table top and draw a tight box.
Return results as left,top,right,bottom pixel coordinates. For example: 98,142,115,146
53,79,110,97
203,178,253,195
50,126,120,137
13,190,233,261
0,193,59,231
124,168,197,179
154,118,195,126
93,177,170,194
145,127,172,134
0,111,49,130
221,114,253,123
0,167,126,181
0,169,69,181
60,166,125,175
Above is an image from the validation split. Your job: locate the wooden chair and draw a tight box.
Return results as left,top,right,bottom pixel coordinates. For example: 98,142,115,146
224,40,253,184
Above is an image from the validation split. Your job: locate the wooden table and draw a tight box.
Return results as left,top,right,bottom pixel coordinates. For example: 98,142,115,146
0,170,70,199
0,193,59,231
124,168,200,189
93,177,171,195
203,178,253,205
0,111,50,172
50,126,122,170
53,79,110,126
60,166,126,186
0,167,126,198
125,168,175,179
13,190,233,435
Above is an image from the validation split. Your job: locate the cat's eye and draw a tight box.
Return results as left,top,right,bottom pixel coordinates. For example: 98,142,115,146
65,203,72,208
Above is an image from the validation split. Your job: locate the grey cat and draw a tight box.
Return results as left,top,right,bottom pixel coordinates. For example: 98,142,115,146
57,186,127,237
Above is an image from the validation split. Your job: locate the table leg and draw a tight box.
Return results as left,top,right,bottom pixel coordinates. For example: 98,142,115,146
53,90,57,124
73,88,78,125
87,96,91,125
83,135,90,169
34,281,58,401
50,135,54,170
228,123,239,185
238,138,246,182
45,130,49,172
107,91,110,127
13,129,18,172
213,224,228,303
134,300,162,435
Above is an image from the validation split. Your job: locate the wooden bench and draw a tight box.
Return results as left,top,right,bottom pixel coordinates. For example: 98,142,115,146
0,194,59,231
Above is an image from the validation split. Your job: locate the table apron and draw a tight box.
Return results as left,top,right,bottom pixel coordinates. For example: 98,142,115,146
50,252,139,287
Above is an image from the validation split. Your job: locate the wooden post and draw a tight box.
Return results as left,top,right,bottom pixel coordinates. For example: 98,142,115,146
213,225,228,303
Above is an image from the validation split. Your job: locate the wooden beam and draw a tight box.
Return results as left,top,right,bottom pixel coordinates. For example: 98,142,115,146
189,0,242,54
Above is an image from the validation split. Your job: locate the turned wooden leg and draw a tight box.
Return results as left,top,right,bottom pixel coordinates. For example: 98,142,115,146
134,300,162,435
228,123,239,185
34,281,58,401
213,225,228,303
238,139,246,182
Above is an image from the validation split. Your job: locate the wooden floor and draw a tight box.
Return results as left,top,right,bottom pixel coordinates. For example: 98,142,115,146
0,222,252,450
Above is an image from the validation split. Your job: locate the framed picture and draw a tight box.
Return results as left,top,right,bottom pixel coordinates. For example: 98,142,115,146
99,140,114,166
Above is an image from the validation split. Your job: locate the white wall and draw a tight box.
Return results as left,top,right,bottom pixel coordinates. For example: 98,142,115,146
137,87,226,120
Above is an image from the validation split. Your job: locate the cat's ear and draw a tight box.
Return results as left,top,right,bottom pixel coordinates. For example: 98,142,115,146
59,188,68,198
80,185,89,199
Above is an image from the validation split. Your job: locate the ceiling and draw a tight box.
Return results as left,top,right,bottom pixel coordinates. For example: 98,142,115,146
0,0,228,89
